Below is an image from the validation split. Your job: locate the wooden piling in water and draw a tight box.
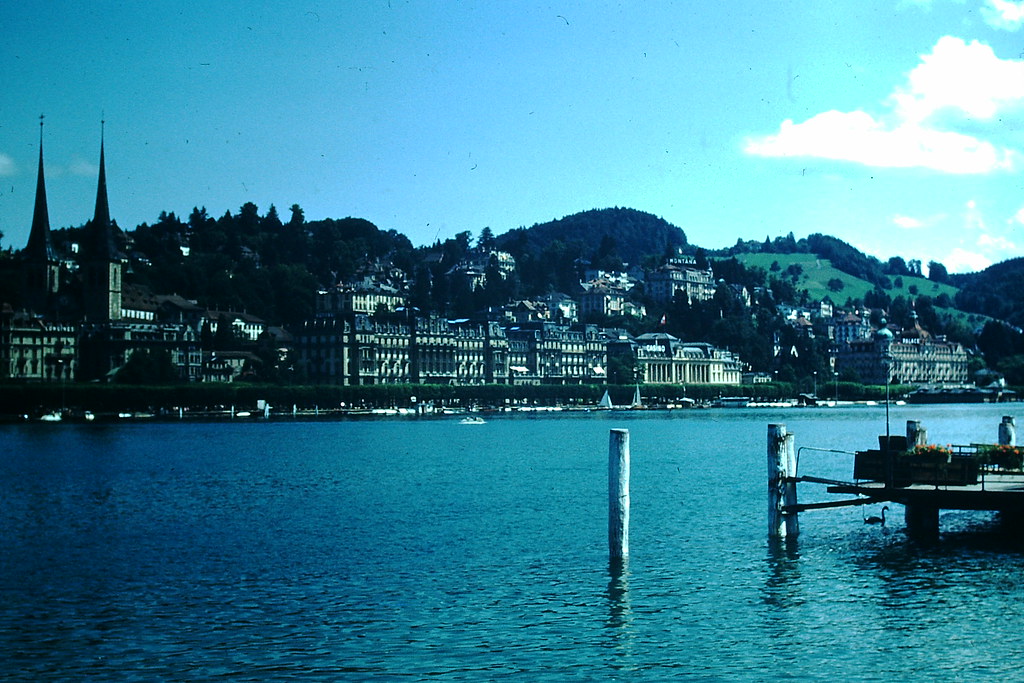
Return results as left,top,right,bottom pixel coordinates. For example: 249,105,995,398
999,416,1016,446
608,429,630,560
905,503,939,541
768,424,799,539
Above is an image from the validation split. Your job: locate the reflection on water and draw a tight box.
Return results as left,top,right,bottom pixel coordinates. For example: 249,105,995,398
604,557,635,670
763,536,803,610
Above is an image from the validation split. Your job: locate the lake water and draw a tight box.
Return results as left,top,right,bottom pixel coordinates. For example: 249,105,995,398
2,403,1023,680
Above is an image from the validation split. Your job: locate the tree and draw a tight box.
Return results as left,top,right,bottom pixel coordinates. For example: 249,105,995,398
827,278,845,292
593,234,623,272
997,355,1024,385
978,321,1024,367
200,320,213,351
115,349,179,384
214,314,237,351
478,226,495,251
928,260,950,283
886,256,910,276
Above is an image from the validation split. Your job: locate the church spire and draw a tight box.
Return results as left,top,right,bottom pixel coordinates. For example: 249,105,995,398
25,114,56,262
87,119,121,261
93,119,111,230
82,118,124,324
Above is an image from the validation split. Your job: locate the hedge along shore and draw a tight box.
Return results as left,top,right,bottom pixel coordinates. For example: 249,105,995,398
1,381,911,419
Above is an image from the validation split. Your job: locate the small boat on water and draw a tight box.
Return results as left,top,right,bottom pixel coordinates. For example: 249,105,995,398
713,396,751,408
630,385,643,409
37,411,63,422
597,390,613,410
459,416,486,425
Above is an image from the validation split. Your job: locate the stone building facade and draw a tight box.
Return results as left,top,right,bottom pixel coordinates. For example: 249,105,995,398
836,322,968,385
646,256,716,305
617,332,743,385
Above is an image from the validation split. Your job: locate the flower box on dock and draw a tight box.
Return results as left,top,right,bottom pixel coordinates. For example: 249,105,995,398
854,441,979,487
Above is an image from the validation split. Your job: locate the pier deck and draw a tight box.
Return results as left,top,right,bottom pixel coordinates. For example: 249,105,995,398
827,474,1024,514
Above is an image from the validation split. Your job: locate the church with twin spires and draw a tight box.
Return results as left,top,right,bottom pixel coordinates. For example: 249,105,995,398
4,119,201,382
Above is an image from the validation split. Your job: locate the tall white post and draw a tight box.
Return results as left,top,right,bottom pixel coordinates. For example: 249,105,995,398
768,424,799,538
999,416,1016,446
608,429,630,560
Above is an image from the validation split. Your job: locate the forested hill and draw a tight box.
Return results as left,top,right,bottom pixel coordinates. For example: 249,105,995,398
496,207,687,270
953,257,1024,327
8,200,1024,332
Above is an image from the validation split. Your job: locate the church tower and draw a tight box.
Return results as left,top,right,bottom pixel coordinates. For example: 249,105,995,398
22,115,60,315
82,123,124,323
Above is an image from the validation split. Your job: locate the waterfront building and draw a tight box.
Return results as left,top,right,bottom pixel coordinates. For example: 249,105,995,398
835,316,968,385
298,311,509,386
505,322,607,385
0,305,77,381
609,332,743,385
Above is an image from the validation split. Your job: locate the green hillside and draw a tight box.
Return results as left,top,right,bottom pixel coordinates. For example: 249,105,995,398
733,252,960,305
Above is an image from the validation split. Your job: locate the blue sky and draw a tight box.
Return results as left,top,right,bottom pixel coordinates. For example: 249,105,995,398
3,1,1024,273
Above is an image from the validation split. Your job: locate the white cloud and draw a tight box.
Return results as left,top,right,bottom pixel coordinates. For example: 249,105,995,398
982,0,1024,30
744,111,1014,173
744,37,1023,173
0,153,15,176
942,245,991,272
68,159,98,177
892,214,925,229
944,247,992,272
890,37,1024,122
978,233,1017,250
942,200,1019,271
1012,206,1024,224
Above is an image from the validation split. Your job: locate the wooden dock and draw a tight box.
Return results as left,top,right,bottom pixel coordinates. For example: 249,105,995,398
826,475,1024,514
769,416,1024,540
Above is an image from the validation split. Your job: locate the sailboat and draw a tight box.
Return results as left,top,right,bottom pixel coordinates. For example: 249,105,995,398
598,390,613,409
630,385,643,409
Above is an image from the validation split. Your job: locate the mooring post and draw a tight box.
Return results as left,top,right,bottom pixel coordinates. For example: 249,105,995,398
768,424,799,538
999,416,1016,446
608,428,630,560
905,504,939,541
906,420,927,448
